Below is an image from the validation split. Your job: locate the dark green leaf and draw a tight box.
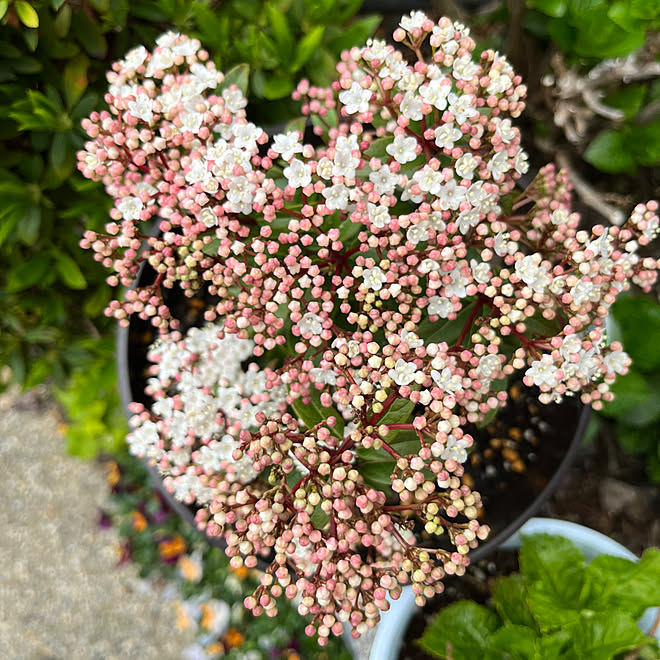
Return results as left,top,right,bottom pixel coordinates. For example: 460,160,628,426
378,396,415,428
291,387,344,440
17,204,41,245
220,63,250,96
265,5,293,58
50,132,74,180
585,130,636,174
628,121,660,168
615,423,658,455
71,10,107,59
263,73,294,100
612,297,660,370
63,55,89,108
55,253,87,289
365,137,393,160
53,3,72,38
600,369,658,421
291,26,325,72
6,255,50,292
603,86,646,121
418,601,500,660
310,506,330,530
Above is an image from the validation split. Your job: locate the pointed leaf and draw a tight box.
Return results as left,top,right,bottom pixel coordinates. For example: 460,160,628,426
55,253,87,289
15,1,39,28
220,63,249,96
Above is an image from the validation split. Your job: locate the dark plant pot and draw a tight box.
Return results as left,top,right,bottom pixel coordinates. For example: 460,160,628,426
117,258,588,573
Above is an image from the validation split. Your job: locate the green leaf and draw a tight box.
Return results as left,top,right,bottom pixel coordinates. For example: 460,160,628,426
586,548,660,619
328,16,381,52
530,0,568,17
291,25,325,72
53,3,72,38
488,625,537,659
6,255,50,292
71,10,107,59
365,136,393,160
291,387,344,440
15,1,39,28
378,396,415,428
570,611,647,660
22,28,38,52
612,297,660,370
263,73,294,100
0,0,8,21
310,505,330,530
63,55,89,108
50,132,74,181
17,204,41,245
628,121,660,168
519,534,587,630
600,369,656,420
616,423,657,455
603,86,646,121
537,630,572,659
492,574,537,629
418,601,500,660
55,253,87,289
585,130,636,174
220,63,250,96
265,5,293,59
424,301,480,346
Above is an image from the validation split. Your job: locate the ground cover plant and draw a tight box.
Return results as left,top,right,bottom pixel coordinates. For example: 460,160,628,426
76,12,659,646
419,533,660,660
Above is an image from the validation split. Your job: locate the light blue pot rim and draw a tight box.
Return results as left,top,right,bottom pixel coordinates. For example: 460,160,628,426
368,517,660,660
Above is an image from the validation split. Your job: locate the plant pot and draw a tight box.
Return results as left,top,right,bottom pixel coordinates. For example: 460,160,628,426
117,254,590,574
369,517,660,660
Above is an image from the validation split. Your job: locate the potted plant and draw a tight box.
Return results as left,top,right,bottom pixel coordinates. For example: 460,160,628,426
76,14,659,647
370,518,660,660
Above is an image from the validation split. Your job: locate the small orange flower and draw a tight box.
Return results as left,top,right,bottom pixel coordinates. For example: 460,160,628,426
177,553,203,582
130,510,147,532
105,461,120,487
158,534,187,560
200,603,214,630
175,603,193,631
205,641,225,657
222,628,244,649
286,653,301,660
231,565,249,580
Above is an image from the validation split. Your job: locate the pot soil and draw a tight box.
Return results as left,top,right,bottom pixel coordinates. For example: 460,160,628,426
117,264,588,563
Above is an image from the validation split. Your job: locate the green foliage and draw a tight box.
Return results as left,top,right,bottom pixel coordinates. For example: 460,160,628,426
526,0,659,59
585,120,660,174
0,0,380,457
104,452,353,659
419,534,660,659
599,296,660,482
53,337,126,457
523,0,660,173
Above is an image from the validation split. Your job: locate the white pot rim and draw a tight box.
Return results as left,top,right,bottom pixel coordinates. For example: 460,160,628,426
368,517,660,660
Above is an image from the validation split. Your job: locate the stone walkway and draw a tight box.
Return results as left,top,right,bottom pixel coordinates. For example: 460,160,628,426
0,389,195,660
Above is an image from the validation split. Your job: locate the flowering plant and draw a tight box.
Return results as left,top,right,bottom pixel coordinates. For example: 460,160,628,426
77,15,660,645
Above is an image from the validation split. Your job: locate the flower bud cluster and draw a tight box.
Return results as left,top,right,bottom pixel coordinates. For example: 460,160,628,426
78,16,659,643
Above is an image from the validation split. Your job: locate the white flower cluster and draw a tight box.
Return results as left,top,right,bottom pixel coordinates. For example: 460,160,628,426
127,323,287,503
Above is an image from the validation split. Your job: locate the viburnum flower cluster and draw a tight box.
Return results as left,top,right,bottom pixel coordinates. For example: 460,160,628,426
77,17,659,644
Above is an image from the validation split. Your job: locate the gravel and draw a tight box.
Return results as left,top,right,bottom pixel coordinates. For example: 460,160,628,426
0,389,195,660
